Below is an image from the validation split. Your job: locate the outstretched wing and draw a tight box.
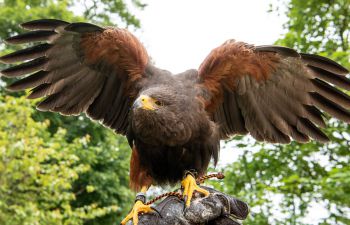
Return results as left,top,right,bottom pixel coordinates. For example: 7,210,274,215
0,19,150,135
197,40,350,143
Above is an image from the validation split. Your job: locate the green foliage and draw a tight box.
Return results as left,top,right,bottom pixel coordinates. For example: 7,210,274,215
0,96,134,225
0,0,144,39
218,0,350,224
0,0,80,44
76,0,146,27
0,95,121,224
0,0,145,224
274,0,349,66
217,128,350,224
275,0,349,50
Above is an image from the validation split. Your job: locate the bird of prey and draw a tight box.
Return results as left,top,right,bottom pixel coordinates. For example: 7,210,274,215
1,19,350,225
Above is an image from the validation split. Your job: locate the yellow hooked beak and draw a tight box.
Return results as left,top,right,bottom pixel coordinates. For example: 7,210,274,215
133,95,159,111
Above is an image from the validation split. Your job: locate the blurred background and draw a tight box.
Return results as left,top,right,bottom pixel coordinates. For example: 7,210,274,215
0,0,349,224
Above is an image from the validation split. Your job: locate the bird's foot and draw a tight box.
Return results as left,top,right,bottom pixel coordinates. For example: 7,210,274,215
181,172,210,207
120,200,154,225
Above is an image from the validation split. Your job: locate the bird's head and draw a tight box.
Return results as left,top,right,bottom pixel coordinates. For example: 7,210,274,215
130,85,201,146
132,85,188,116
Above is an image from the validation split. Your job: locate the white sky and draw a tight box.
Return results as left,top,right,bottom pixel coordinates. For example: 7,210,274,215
132,0,287,74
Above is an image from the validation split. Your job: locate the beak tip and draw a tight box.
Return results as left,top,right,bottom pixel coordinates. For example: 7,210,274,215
132,100,141,109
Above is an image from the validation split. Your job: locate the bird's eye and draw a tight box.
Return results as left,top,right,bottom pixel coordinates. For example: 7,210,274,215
155,100,163,106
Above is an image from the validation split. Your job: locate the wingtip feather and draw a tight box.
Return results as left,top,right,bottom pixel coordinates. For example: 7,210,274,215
0,44,51,64
21,19,69,30
256,45,300,57
4,30,57,45
301,53,349,75
64,22,104,33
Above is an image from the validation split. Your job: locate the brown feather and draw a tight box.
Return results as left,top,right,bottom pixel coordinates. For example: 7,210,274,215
1,19,150,136
80,28,148,95
130,147,152,192
21,19,69,30
0,44,52,63
1,57,48,77
311,93,350,122
308,65,350,91
198,41,350,143
198,40,280,111
303,105,326,128
5,30,57,44
296,118,329,142
312,78,350,109
301,53,349,75
7,70,49,91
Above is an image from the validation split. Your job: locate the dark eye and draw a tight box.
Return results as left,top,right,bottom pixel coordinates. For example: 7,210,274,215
155,100,163,106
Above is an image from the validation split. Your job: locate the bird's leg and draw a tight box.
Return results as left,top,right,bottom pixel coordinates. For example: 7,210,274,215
120,186,154,225
181,171,210,207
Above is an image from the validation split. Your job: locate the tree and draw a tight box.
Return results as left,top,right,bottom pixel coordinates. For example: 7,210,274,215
217,0,350,224
0,0,145,224
0,95,114,225
273,0,349,66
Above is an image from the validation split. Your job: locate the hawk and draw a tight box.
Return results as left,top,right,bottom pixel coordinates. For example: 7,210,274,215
1,19,349,225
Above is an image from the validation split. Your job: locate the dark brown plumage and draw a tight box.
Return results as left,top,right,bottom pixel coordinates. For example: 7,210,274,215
1,19,350,193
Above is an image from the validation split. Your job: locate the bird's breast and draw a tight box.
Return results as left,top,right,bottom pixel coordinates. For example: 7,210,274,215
133,137,219,185
131,110,192,146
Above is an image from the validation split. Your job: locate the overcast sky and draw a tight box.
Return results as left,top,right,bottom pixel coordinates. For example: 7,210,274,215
132,0,287,73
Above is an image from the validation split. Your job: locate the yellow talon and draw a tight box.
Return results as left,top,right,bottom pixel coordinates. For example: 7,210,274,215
181,173,210,207
120,200,154,225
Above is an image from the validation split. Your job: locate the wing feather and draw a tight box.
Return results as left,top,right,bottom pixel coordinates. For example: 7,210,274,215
310,93,350,122
21,19,69,30
300,53,349,75
1,19,150,134
1,57,49,77
311,78,350,108
308,66,350,90
5,30,58,44
6,71,49,91
224,92,247,135
198,40,350,143
0,44,52,63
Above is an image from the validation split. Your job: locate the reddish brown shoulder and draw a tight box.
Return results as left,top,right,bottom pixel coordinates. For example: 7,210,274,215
198,40,280,111
80,29,149,93
80,28,148,73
